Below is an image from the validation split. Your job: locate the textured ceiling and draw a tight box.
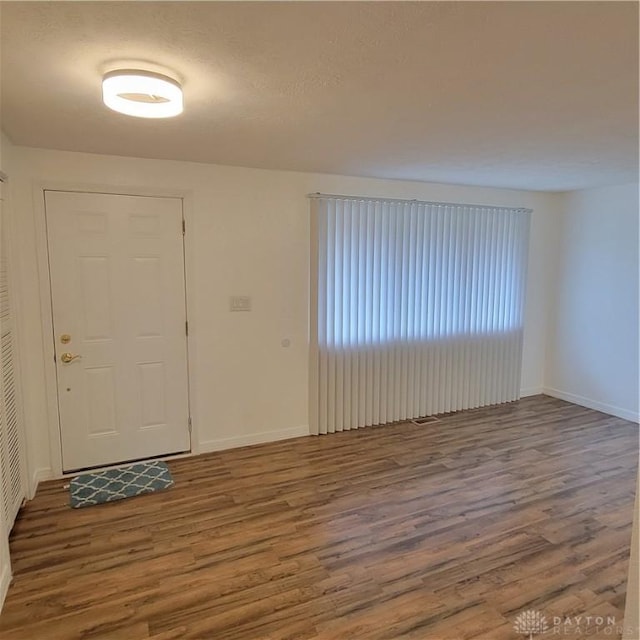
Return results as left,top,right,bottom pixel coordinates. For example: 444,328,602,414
1,1,638,191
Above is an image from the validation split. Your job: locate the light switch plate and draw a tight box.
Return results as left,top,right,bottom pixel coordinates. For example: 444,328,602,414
230,296,252,312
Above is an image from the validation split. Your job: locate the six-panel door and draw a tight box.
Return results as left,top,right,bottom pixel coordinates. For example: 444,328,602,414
45,191,190,471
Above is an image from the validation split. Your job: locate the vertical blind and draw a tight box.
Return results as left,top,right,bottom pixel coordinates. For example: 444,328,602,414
310,194,531,435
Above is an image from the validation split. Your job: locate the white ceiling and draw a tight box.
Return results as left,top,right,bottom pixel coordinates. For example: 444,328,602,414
1,1,638,192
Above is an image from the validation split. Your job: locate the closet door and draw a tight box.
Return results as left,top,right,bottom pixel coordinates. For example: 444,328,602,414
0,177,27,530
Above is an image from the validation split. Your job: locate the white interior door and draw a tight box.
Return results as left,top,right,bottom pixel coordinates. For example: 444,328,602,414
45,191,190,471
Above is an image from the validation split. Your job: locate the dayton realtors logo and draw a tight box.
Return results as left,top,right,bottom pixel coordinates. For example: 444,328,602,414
514,609,622,637
514,609,549,639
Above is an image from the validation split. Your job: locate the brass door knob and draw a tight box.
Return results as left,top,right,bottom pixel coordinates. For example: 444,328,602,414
60,352,81,364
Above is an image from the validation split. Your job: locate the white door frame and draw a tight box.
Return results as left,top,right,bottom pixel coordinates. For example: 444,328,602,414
33,181,200,480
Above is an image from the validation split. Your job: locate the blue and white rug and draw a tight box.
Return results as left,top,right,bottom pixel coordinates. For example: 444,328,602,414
69,460,174,508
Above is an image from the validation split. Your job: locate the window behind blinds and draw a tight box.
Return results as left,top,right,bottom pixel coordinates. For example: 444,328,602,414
310,194,531,435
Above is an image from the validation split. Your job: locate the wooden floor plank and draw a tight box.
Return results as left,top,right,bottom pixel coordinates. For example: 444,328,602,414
0,395,637,639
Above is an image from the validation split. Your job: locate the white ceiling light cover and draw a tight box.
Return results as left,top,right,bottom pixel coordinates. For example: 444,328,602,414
102,70,183,118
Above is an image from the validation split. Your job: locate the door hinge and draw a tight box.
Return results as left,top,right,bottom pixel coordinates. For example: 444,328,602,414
188,416,192,433
185,320,189,336
182,219,186,236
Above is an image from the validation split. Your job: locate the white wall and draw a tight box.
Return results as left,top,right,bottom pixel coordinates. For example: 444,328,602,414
545,184,639,421
8,145,558,487
0,132,13,175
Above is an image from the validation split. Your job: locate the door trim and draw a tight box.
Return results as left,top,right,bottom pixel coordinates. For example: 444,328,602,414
33,181,199,483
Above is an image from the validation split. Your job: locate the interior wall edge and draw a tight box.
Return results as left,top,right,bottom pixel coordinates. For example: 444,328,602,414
543,183,639,423
541,191,567,388
520,387,544,398
29,467,53,499
543,386,640,424
198,425,311,455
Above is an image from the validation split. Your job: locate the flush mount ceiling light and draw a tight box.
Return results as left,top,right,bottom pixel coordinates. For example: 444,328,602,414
102,70,183,118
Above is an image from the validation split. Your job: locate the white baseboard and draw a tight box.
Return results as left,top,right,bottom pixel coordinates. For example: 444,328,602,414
543,387,640,423
0,557,11,614
520,386,544,397
199,425,310,453
29,467,53,500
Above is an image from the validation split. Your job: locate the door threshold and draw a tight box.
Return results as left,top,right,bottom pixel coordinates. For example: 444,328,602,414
61,449,191,477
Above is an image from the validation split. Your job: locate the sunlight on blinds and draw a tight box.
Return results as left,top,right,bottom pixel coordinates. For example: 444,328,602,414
310,195,531,435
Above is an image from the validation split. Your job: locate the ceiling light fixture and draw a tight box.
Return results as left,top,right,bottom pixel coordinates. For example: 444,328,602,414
102,70,183,118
